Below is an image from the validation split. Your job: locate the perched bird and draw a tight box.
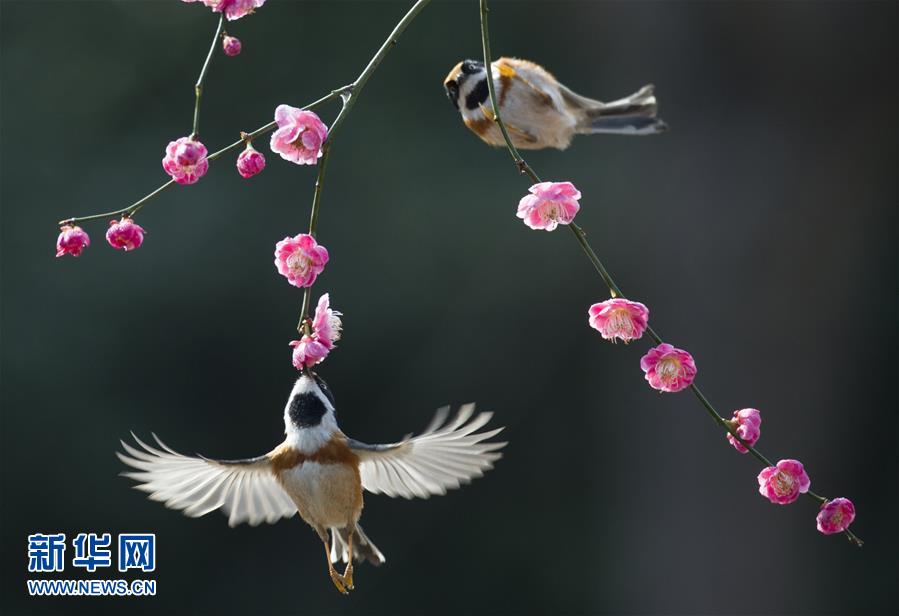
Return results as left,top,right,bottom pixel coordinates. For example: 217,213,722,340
444,57,666,150
118,372,505,594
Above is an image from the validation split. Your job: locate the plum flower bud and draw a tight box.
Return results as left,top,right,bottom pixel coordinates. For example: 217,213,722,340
312,293,342,350
816,498,856,535
516,181,581,231
274,233,329,288
162,136,208,185
639,343,696,393
588,298,649,343
182,0,266,21
222,35,242,56
757,459,810,505
726,408,762,453
55,225,90,257
289,336,329,369
270,105,328,165
236,144,265,178
105,218,145,252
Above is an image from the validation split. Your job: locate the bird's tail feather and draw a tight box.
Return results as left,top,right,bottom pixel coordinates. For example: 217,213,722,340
571,84,667,136
330,523,385,566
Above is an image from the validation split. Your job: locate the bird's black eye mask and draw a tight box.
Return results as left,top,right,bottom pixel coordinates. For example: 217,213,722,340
445,80,460,109
461,59,483,74
314,374,336,408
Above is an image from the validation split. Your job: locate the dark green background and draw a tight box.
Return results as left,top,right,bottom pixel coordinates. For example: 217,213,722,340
2,1,896,614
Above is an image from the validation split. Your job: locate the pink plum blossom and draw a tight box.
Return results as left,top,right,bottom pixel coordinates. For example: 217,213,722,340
588,298,649,343
726,408,762,453
181,0,266,21
236,145,265,178
290,336,329,369
270,105,328,165
816,498,856,535
289,294,343,369
55,225,90,257
162,136,208,185
274,233,329,288
639,343,696,393
222,35,242,56
312,293,342,350
105,218,145,252
757,459,810,505
516,181,581,231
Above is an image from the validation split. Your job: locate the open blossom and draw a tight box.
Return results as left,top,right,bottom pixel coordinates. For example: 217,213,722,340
516,181,581,231
236,145,265,178
816,498,856,535
758,459,810,505
106,218,145,251
289,294,343,369
162,136,208,185
289,336,329,369
222,35,242,56
270,105,328,165
588,298,649,343
56,225,90,257
274,233,329,288
181,0,266,21
726,408,762,453
312,294,342,349
640,343,696,392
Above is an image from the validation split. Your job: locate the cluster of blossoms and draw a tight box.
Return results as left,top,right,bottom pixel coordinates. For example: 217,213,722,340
181,0,266,21
290,294,342,369
56,217,145,257
265,107,336,371
516,180,858,539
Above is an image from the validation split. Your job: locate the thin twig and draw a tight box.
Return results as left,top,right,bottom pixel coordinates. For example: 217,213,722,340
295,0,432,334
192,15,225,139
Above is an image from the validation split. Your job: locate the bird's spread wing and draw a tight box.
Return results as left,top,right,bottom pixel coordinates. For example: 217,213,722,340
347,404,506,499
117,434,297,527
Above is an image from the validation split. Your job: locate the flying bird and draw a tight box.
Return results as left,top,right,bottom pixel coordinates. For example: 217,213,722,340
444,57,666,150
118,372,505,594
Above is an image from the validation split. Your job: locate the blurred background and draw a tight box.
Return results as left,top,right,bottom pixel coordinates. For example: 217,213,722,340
1,1,896,614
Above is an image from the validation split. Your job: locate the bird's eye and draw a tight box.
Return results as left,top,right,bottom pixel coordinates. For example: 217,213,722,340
461,59,482,75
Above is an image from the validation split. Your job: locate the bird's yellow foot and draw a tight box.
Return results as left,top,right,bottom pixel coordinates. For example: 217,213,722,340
329,569,348,595
342,565,354,590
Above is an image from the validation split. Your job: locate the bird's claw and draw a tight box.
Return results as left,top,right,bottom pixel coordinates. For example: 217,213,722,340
329,570,349,595
342,565,354,590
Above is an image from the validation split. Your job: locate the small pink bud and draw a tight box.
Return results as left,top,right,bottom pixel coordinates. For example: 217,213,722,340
270,105,328,165
757,459,810,505
588,298,649,343
222,35,242,56
726,408,761,453
639,343,696,393
105,218,145,252
162,136,209,185
236,144,266,178
55,225,90,257
516,181,581,231
274,233,329,288
816,498,856,535
290,336,329,369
